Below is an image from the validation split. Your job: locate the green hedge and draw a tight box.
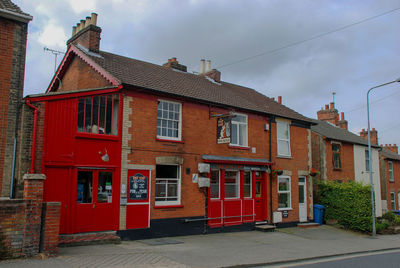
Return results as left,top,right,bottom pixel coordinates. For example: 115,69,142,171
314,179,372,232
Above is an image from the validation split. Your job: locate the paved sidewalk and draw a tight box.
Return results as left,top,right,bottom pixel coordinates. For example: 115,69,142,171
2,225,400,268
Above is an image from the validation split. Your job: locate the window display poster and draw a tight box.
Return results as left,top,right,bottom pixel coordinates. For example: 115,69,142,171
129,173,148,200
217,117,231,144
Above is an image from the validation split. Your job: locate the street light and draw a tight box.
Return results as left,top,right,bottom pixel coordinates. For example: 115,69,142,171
367,77,400,236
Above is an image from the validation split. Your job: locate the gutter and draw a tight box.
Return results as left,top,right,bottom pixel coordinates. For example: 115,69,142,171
25,100,38,174
0,9,32,23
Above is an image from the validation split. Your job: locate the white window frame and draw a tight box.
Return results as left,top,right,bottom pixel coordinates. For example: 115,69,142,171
230,113,248,147
389,161,394,182
390,192,396,210
210,169,220,199
365,150,370,172
155,164,181,206
157,99,182,141
278,175,292,210
224,170,240,199
244,171,252,198
277,120,291,157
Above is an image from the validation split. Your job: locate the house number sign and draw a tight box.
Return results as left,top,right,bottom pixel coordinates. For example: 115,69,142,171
128,173,148,200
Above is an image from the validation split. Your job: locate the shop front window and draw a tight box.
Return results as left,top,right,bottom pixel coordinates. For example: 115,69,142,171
224,170,239,198
98,172,113,203
77,94,119,135
210,170,220,199
77,171,93,203
244,171,251,198
155,165,180,205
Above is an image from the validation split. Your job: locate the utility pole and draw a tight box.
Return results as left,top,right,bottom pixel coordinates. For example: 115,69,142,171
44,47,65,73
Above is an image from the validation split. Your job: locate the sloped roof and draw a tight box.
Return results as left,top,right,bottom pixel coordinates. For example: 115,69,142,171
0,0,32,22
76,46,312,124
381,148,400,161
311,119,380,148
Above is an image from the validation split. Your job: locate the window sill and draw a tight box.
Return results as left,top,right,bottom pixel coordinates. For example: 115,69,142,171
229,145,249,150
76,132,119,141
278,208,293,211
154,204,184,209
277,155,292,159
156,138,184,144
389,180,395,183
333,168,342,171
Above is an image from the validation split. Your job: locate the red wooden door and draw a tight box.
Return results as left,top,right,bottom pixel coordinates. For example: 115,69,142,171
255,176,266,221
75,169,114,233
126,169,150,229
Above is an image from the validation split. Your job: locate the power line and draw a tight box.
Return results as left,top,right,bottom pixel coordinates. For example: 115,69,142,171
216,7,400,69
344,90,400,114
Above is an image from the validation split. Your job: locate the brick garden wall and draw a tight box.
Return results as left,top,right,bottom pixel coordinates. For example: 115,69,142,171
0,174,61,259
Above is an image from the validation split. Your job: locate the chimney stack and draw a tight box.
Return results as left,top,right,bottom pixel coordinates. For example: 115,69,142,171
359,128,379,145
278,96,282,104
200,59,205,74
384,144,399,154
163,57,187,72
67,13,102,53
199,59,221,83
317,103,339,126
338,112,348,130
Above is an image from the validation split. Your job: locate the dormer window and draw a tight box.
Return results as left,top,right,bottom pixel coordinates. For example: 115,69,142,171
77,94,119,135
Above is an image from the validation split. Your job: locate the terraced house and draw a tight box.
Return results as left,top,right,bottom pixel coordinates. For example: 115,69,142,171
23,14,315,238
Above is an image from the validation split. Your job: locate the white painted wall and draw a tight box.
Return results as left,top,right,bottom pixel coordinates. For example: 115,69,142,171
354,145,382,217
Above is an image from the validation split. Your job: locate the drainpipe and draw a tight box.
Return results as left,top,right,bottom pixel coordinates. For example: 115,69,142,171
25,100,38,174
269,116,274,224
9,139,17,198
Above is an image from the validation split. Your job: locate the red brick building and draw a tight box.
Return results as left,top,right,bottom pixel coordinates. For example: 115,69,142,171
0,0,32,198
25,14,314,237
380,145,400,211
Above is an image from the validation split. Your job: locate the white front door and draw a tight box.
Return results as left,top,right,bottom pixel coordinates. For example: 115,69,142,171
397,192,400,211
298,177,307,222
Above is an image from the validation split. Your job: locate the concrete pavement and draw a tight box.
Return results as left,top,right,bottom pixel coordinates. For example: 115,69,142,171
2,225,400,267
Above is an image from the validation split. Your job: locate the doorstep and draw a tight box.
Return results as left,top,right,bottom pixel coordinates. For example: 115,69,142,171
297,222,319,228
255,224,276,232
59,231,121,247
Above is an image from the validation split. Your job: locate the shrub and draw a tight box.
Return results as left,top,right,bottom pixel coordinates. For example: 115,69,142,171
314,179,372,232
376,222,390,233
382,211,396,223
393,215,400,226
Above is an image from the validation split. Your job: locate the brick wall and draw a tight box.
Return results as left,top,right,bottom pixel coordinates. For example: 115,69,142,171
0,174,61,259
0,17,29,198
56,55,111,92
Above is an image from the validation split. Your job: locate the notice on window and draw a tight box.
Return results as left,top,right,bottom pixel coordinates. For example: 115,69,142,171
217,117,231,144
129,173,148,200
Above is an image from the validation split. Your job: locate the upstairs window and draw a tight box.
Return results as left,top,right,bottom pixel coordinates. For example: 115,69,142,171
277,121,291,156
332,144,341,169
77,94,119,135
231,113,248,147
389,161,394,182
157,100,181,140
365,150,370,172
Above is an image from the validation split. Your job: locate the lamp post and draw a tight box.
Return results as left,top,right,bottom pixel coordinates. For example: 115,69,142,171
367,77,400,236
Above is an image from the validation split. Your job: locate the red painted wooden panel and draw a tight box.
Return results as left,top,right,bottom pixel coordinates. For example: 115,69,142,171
242,199,254,223
223,199,242,226
208,200,223,228
43,167,71,234
126,169,150,229
45,99,75,164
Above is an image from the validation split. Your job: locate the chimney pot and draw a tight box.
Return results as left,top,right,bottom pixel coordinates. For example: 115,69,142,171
200,59,205,74
80,19,86,29
272,97,275,101
206,60,211,72
91,13,98,26
72,26,77,36
330,102,334,109
372,128,375,131
340,112,344,120
278,96,282,104
172,57,177,62
325,104,329,110
86,16,91,26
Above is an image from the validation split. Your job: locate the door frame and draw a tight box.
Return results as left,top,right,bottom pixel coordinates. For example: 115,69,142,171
298,176,307,222
255,171,266,222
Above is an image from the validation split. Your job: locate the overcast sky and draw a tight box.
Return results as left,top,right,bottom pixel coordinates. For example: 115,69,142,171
14,0,400,147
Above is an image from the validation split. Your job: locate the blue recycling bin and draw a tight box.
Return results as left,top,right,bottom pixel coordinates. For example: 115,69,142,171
313,204,325,225
393,210,400,216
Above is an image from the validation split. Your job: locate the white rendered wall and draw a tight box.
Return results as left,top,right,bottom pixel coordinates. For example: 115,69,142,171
353,145,382,217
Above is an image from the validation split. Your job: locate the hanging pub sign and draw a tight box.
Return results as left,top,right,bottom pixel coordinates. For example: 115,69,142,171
217,116,231,144
128,173,148,200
